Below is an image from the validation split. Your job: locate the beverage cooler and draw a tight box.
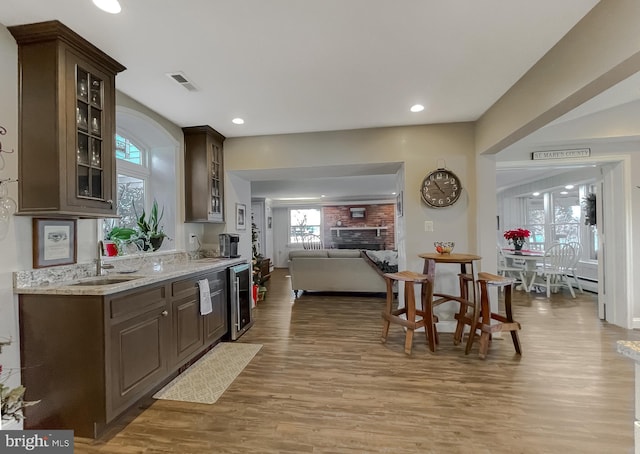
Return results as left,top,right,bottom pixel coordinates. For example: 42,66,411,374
228,262,253,340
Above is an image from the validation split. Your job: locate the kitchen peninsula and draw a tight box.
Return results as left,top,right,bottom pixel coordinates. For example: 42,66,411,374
14,252,246,438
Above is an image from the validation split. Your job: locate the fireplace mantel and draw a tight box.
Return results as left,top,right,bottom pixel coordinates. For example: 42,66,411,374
330,226,388,237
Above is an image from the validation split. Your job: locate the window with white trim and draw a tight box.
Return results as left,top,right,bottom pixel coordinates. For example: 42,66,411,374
289,208,321,244
102,134,149,236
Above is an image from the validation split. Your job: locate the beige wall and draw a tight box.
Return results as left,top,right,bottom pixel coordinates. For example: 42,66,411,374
476,0,640,156
224,123,477,291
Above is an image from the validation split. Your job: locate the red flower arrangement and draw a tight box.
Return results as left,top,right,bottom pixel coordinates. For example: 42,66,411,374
503,228,531,242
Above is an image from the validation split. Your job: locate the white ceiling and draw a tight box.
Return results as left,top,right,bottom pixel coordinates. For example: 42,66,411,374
2,0,624,201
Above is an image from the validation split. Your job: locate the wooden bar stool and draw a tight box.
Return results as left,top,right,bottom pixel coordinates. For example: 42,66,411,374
381,269,436,355
456,272,522,359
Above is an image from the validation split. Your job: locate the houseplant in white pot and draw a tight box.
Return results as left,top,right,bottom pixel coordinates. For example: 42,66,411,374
136,200,168,251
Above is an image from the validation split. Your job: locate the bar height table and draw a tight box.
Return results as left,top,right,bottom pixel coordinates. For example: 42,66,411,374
418,252,482,350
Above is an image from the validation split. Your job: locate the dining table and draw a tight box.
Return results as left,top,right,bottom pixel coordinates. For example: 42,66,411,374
501,249,545,292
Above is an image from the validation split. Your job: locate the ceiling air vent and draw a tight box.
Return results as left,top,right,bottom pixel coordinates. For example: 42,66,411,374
166,71,198,92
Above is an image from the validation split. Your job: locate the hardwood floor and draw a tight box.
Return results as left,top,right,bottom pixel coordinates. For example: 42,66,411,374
77,268,640,453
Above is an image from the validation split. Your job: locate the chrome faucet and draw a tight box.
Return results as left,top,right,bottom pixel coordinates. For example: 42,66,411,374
97,240,115,276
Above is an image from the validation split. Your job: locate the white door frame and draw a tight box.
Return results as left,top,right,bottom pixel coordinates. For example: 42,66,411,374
496,154,633,329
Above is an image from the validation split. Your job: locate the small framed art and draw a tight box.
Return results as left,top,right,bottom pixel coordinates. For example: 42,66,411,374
32,218,77,268
236,203,247,230
396,191,404,217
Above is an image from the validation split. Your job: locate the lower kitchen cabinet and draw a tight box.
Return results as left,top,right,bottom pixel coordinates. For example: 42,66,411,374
170,269,227,365
204,271,227,343
18,268,228,438
108,284,170,419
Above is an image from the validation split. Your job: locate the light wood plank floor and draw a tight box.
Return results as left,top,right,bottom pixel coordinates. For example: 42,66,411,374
77,268,640,453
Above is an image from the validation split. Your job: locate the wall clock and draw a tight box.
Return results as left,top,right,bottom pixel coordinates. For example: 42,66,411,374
420,168,462,208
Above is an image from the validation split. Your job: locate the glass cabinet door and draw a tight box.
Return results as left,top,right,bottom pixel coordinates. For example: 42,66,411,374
210,141,223,220
76,66,104,200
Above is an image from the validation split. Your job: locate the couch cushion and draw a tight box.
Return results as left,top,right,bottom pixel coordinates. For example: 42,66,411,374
289,249,329,259
327,249,362,258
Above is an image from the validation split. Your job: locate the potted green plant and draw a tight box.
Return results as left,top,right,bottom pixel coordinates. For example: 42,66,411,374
135,200,168,251
104,226,138,256
1,339,39,427
251,215,265,301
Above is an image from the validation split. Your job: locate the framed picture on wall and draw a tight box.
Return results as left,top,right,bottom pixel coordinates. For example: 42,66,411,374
396,191,403,217
32,218,77,268
236,203,247,230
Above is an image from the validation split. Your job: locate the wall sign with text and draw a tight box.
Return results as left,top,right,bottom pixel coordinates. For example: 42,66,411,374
531,148,591,160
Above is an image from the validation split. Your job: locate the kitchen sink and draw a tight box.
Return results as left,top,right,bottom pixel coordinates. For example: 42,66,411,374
69,277,140,286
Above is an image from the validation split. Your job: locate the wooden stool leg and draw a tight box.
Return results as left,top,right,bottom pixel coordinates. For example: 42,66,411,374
421,280,436,352
404,282,416,355
381,278,393,343
466,281,489,356
453,275,469,345
504,284,522,355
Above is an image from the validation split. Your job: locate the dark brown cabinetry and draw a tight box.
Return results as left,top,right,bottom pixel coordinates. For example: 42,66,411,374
19,269,228,438
170,270,227,364
183,126,226,222
8,20,125,218
108,285,170,419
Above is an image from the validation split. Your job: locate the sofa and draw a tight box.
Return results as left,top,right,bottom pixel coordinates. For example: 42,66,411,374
288,249,398,297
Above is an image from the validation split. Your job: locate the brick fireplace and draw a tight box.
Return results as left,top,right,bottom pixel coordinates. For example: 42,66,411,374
322,204,395,250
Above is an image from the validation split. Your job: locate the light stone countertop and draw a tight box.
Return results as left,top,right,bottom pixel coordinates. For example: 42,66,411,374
616,340,640,363
14,254,247,296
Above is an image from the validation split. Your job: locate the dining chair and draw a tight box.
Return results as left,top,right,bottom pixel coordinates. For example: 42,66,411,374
532,243,576,298
302,234,323,250
567,241,584,293
497,246,528,291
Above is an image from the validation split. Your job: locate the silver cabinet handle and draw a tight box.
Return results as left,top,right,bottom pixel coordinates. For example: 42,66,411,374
106,199,113,209
161,310,168,316
235,277,241,330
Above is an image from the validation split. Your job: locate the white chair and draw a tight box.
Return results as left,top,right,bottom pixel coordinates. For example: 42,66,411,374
532,243,576,298
497,246,529,291
302,234,323,250
567,241,584,293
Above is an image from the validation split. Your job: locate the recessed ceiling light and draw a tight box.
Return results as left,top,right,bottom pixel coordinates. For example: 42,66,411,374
232,118,244,125
532,192,540,196
560,191,568,195
565,185,574,189
92,0,121,14
410,104,424,113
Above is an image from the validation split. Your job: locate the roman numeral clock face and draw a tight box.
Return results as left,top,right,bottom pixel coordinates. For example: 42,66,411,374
421,169,462,208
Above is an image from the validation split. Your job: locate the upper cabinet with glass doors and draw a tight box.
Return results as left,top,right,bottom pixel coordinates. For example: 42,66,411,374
183,126,226,223
9,20,125,218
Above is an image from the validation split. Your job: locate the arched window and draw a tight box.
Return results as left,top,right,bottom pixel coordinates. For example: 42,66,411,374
102,134,149,237
101,105,179,251
115,134,149,227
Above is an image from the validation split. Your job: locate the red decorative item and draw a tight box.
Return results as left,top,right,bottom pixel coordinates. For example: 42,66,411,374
104,241,118,256
503,228,531,251
503,228,531,241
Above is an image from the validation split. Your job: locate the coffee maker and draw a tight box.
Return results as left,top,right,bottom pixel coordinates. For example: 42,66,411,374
219,233,240,258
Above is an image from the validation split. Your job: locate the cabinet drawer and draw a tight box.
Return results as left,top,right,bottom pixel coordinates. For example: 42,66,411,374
110,285,167,320
171,271,225,299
